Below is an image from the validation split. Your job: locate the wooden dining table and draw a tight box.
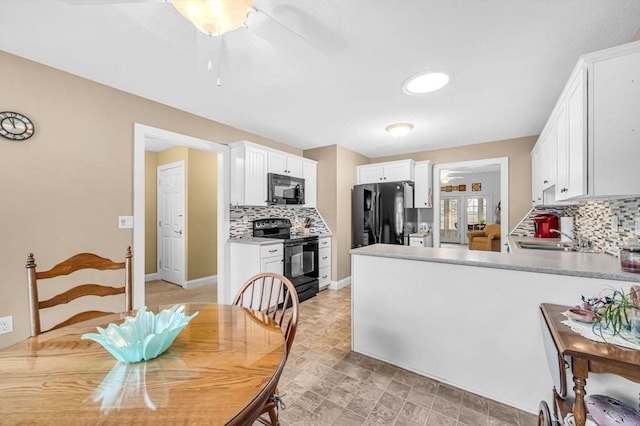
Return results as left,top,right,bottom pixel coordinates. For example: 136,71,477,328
0,303,286,425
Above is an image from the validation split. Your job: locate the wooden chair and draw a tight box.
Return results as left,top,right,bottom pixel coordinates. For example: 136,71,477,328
233,272,299,426
26,247,132,336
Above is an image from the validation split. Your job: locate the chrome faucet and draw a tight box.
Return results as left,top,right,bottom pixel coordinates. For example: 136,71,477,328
550,229,577,243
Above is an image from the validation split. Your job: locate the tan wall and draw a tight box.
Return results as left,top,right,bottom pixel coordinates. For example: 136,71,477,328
145,152,158,273
304,145,368,282
187,149,217,281
304,146,338,278
0,51,295,348
335,146,369,280
374,136,537,231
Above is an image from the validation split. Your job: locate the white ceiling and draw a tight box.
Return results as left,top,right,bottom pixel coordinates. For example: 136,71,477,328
1,0,638,158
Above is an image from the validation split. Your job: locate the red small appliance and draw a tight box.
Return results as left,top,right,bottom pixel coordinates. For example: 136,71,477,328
533,214,559,238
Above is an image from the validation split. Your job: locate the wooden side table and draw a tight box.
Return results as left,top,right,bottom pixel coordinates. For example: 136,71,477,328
539,303,640,426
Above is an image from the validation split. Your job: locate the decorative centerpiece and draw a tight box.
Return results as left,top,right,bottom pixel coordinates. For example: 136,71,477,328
82,304,198,363
579,286,640,345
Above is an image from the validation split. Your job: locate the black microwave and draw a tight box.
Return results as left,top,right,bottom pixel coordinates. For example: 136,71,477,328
268,173,305,205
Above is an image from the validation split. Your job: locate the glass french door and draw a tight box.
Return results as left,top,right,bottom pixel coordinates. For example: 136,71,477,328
440,196,461,243
464,195,491,243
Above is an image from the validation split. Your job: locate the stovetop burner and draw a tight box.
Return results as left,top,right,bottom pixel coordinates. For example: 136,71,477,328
253,218,318,243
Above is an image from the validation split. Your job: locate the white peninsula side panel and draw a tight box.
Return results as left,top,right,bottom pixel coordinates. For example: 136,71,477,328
351,252,637,414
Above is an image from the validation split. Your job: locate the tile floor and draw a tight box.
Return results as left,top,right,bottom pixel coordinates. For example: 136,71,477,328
276,287,538,426
144,280,538,425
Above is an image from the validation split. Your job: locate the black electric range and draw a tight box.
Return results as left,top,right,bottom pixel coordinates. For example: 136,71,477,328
253,218,319,302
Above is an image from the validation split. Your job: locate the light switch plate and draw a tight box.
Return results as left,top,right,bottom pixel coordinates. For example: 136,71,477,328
118,216,134,229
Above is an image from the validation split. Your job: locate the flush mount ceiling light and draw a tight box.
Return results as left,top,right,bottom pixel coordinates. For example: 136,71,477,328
386,123,414,138
403,71,450,95
172,0,254,36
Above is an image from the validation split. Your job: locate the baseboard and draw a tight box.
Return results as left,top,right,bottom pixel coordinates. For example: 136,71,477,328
329,276,351,290
145,273,159,282
184,275,217,289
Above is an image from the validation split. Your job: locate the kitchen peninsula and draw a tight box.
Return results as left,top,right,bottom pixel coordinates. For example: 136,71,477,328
350,244,639,414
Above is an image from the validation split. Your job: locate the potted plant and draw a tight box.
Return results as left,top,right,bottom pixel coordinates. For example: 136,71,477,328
582,287,640,342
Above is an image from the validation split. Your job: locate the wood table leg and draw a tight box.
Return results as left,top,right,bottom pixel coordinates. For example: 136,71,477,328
572,358,589,426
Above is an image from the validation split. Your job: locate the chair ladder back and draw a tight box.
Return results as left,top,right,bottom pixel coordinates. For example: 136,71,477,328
26,247,132,337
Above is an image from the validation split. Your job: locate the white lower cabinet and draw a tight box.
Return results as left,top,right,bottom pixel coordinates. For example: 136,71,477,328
317,237,331,290
229,241,283,300
409,235,433,247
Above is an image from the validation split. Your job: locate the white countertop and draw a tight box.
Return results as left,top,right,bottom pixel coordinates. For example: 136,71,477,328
409,232,432,237
350,238,640,283
229,233,331,245
228,237,282,245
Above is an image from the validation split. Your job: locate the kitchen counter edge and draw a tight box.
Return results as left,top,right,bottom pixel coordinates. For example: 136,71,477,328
350,243,640,283
229,233,332,245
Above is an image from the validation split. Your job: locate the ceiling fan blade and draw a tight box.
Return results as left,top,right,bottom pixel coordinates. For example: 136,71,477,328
61,0,166,5
245,6,321,56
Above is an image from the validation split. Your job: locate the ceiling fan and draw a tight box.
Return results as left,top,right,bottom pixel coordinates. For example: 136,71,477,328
440,169,471,184
61,0,323,83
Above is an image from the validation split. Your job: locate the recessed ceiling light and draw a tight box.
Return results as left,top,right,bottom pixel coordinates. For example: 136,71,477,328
403,71,450,95
385,123,414,138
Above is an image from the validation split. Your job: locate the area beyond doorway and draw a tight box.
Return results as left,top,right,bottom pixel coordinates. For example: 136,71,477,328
433,157,508,251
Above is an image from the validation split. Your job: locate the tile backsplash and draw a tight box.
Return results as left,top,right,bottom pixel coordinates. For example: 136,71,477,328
229,205,331,239
511,197,639,256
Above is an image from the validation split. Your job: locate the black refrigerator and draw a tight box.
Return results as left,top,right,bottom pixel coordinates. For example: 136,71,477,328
352,181,416,248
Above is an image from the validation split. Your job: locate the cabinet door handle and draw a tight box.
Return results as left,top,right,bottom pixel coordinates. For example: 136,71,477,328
268,249,278,253
322,256,328,260
322,275,328,279
543,180,548,184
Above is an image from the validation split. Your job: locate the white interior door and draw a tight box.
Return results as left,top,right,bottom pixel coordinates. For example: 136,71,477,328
158,161,185,286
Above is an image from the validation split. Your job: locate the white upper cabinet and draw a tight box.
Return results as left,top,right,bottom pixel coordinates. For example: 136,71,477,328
533,41,640,202
556,68,587,201
588,46,640,197
414,160,433,208
230,141,318,207
357,159,415,184
303,159,317,208
229,141,268,206
531,142,544,205
268,151,304,178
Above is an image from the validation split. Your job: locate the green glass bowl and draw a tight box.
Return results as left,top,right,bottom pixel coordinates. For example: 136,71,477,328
81,304,198,363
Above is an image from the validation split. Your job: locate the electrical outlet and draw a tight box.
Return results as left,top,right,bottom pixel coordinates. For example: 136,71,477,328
118,215,134,229
610,215,619,232
0,315,13,335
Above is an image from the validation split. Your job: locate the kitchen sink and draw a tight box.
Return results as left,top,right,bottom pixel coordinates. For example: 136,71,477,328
516,241,576,252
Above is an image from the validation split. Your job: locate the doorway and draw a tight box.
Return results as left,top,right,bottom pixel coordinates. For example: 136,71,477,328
133,124,230,309
440,196,461,243
433,157,508,251
463,195,491,244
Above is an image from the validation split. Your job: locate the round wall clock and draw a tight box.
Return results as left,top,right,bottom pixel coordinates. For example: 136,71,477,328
0,111,35,141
